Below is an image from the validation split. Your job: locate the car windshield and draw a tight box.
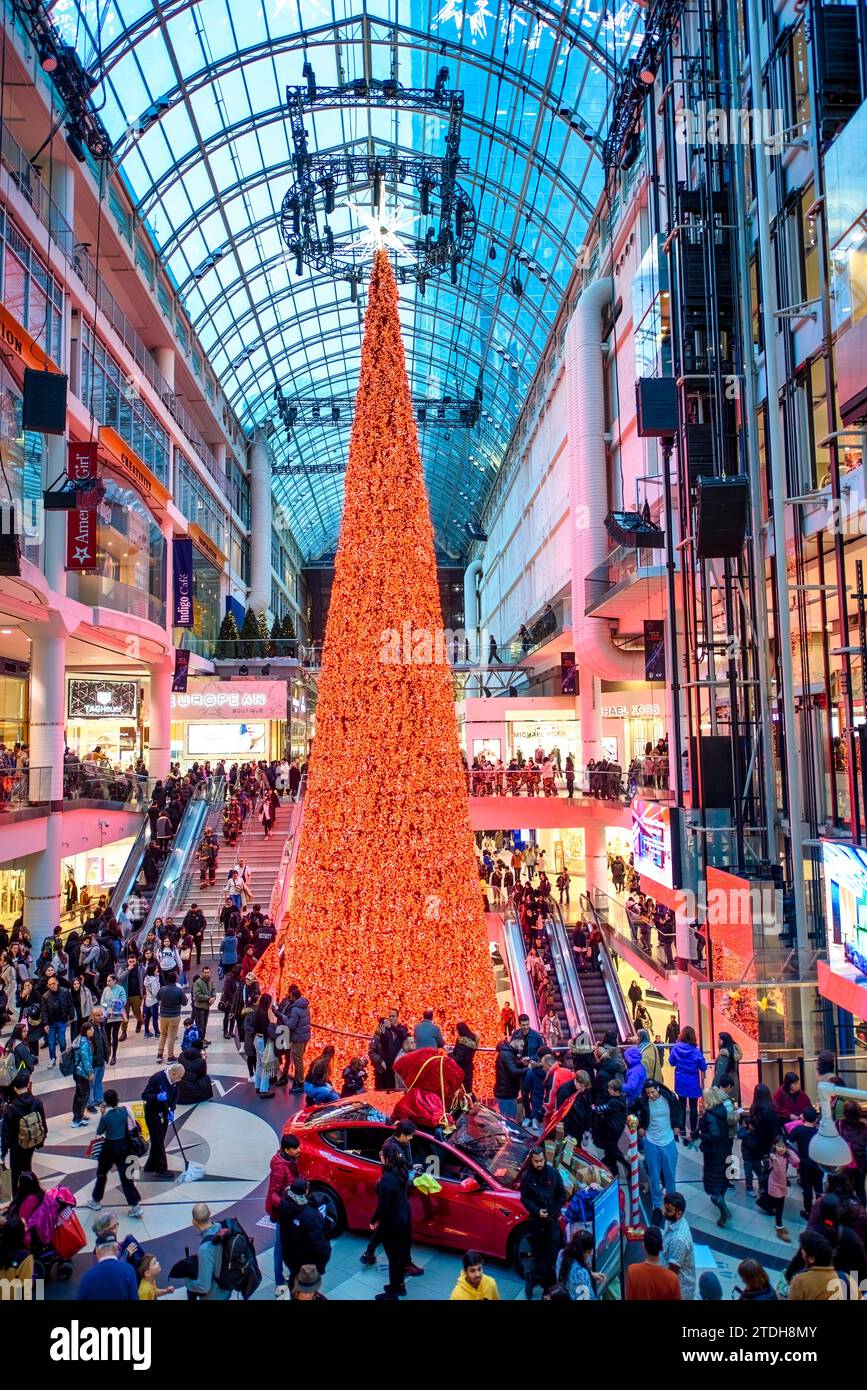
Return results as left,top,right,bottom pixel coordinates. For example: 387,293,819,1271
293,1101,390,1127
448,1106,533,1189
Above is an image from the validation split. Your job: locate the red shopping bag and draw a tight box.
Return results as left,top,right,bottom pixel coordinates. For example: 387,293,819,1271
53,1205,87,1259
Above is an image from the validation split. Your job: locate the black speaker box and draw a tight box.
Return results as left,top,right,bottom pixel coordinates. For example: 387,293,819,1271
0,529,21,576
696,475,750,558
689,735,734,810
636,376,679,437
22,368,68,435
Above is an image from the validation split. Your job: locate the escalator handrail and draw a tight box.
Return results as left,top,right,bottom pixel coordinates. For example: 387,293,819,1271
133,777,226,945
546,902,594,1041
500,905,541,1031
108,817,152,918
596,929,635,1044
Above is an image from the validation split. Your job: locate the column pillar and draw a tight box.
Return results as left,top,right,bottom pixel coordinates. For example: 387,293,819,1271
23,814,64,940
27,626,67,804
148,663,173,779
248,427,271,616
674,909,697,1029
154,346,175,393
42,433,68,596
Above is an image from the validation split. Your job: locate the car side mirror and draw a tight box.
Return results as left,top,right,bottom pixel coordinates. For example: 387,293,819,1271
460,1175,481,1193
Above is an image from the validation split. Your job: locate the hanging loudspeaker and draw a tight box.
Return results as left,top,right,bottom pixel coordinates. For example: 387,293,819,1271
695,475,750,558
635,377,679,437
22,369,68,435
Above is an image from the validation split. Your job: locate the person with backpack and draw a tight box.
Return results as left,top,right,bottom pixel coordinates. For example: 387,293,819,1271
186,1202,257,1301
87,1089,144,1219
1,1024,36,1097
66,1022,96,1127
0,1071,47,1194
278,1177,332,1294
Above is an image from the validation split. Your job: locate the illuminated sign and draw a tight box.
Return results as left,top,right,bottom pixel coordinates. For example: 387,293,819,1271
68,679,138,720
822,840,867,978
170,679,287,721
601,702,662,719
631,799,681,890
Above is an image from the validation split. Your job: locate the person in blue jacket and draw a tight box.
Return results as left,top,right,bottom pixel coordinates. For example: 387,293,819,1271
622,1044,648,1105
512,1015,544,1120
669,1026,707,1143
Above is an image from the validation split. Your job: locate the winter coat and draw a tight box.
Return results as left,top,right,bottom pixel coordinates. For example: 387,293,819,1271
741,1104,781,1162
699,1101,731,1196
413,1019,444,1050
266,1151,299,1219
177,1042,213,1104
623,1046,648,1104
640,1039,665,1085
669,1041,707,1099
452,1036,477,1092
767,1146,798,1199
520,1162,565,1224
278,1193,331,1274
39,988,73,1026
628,1083,681,1134
371,1167,411,1234
493,1041,522,1100
592,1094,627,1152
285,994,311,1044
771,1086,812,1123
555,1080,591,1142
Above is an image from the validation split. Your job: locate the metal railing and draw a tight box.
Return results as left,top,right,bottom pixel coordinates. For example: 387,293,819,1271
135,777,226,942
500,904,541,1030
0,766,51,808
267,776,307,923
546,901,594,1040
212,637,301,662
585,542,667,613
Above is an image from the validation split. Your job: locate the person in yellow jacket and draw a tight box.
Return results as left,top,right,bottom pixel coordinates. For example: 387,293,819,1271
449,1250,501,1301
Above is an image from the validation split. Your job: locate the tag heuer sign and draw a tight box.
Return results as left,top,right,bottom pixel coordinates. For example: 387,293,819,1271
68,679,138,720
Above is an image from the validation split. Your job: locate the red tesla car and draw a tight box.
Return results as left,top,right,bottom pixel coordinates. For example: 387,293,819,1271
284,1091,603,1268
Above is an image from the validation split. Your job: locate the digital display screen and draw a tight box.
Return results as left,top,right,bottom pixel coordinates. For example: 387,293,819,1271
186,722,267,758
822,840,867,977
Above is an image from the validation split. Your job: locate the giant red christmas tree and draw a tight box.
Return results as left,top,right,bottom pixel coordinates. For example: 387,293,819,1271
260,250,500,1060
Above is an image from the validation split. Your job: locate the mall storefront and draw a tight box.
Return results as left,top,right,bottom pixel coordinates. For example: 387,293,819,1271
169,678,288,768
66,675,144,765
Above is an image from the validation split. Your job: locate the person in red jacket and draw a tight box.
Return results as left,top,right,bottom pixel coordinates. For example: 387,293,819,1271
267,1133,300,1293
772,1072,812,1124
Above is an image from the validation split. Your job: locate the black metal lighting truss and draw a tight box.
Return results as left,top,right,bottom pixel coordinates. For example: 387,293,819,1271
12,0,112,162
280,73,476,287
602,0,686,176
274,387,482,435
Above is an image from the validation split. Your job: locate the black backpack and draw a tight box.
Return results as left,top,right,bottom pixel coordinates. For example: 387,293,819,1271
208,1218,261,1299
94,943,111,974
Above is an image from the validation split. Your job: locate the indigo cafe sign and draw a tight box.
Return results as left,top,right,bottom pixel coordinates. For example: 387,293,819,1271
173,537,194,628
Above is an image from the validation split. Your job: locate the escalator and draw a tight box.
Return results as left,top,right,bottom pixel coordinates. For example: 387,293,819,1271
544,902,593,1042
108,817,152,918
500,905,541,1029
132,778,225,945
573,895,634,1044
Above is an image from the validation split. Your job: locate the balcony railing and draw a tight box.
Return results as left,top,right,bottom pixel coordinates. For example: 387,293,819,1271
0,766,157,809
0,119,224,492
67,572,165,627
585,543,667,614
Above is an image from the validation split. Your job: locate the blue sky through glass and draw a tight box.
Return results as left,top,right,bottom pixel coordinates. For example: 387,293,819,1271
49,0,642,560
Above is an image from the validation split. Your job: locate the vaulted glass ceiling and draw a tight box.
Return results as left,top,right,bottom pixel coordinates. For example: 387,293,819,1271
50,0,643,562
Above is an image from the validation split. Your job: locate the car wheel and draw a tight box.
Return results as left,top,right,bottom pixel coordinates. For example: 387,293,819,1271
308,1183,346,1236
509,1224,533,1275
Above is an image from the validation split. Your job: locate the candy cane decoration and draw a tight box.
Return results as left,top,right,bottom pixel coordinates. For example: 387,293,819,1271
625,1113,641,1226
